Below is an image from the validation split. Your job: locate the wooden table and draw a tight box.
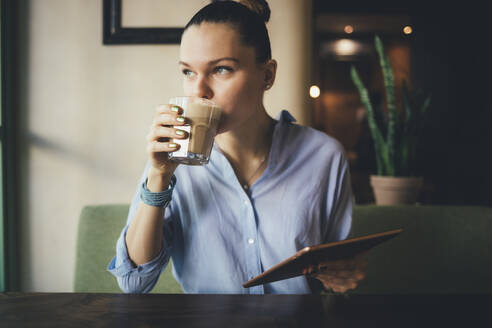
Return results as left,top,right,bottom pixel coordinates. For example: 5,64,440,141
0,293,489,327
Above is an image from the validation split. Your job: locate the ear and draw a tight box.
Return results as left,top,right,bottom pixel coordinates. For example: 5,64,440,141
262,59,277,90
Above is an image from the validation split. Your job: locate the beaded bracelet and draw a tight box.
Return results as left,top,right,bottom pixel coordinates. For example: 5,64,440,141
139,175,176,208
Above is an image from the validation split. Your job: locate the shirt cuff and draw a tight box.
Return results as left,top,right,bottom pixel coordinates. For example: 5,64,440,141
107,225,169,277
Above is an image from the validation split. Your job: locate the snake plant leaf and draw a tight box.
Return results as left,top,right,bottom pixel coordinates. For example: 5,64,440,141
375,35,397,176
402,81,412,132
421,95,431,114
351,65,387,175
351,35,431,177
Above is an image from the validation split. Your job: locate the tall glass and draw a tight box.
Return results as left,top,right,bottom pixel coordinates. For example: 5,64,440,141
168,96,222,165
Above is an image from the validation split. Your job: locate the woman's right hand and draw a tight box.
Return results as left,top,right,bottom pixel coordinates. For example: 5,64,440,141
145,104,188,188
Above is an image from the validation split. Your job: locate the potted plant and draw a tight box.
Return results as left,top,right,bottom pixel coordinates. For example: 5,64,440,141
350,35,431,205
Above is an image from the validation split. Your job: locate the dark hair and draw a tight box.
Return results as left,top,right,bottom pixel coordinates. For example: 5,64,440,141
183,0,272,64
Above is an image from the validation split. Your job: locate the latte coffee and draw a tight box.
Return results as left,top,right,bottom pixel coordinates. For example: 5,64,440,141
168,97,222,165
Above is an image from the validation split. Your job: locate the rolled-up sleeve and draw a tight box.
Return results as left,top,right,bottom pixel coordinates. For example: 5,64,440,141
107,223,171,293
107,161,175,293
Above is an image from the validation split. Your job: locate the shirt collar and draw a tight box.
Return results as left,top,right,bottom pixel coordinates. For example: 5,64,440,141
275,109,297,123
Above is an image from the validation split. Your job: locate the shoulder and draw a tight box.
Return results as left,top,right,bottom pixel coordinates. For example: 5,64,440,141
275,110,344,152
292,123,342,149
277,119,346,162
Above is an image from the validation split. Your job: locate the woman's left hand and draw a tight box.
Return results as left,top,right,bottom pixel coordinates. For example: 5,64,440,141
302,253,367,293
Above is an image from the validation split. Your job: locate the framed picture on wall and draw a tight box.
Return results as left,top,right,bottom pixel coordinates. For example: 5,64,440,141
103,0,213,45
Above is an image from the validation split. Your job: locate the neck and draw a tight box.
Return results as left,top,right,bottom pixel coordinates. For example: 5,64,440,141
215,108,275,165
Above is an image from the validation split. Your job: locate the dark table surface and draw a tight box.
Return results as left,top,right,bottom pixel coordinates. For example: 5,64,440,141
1,292,490,327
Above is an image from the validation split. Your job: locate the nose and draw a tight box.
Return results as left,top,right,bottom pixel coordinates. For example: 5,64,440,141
193,76,214,100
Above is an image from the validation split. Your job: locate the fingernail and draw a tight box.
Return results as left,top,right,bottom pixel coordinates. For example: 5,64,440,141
175,130,185,136
176,116,185,123
169,143,177,148
171,106,179,112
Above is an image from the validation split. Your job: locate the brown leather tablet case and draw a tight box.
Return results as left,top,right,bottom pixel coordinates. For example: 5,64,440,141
243,229,403,288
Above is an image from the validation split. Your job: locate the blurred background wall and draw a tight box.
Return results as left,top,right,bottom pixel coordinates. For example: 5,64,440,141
14,0,313,292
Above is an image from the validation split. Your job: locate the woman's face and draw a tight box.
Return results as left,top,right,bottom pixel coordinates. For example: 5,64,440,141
179,23,268,134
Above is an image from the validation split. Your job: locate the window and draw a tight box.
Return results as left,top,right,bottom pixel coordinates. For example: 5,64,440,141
1,0,17,292
0,0,5,293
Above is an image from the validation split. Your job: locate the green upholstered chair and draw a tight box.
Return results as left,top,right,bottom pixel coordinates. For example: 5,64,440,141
73,204,183,293
74,204,492,294
348,205,492,294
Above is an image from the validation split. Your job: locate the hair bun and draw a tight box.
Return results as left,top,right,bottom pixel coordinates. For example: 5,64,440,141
238,0,271,23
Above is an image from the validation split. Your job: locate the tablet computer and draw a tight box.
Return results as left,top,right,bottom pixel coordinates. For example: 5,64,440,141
243,228,403,288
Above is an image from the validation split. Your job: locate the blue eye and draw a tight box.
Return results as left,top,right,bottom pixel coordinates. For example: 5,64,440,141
215,66,233,75
182,69,195,77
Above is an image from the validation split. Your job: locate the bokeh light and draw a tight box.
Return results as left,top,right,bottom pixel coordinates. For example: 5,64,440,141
309,85,320,98
403,26,413,35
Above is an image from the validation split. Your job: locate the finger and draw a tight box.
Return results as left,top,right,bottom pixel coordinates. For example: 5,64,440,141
329,277,351,286
174,128,188,139
326,282,348,294
320,266,366,281
345,280,358,291
302,265,314,275
324,274,359,285
322,279,339,293
147,141,180,153
332,270,365,281
318,275,361,293
332,286,347,293
147,126,188,142
336,268,366,280
155,104,183,115
332,285,351,293
304,268,316,276
331,279,358,293
153,113,187,127
311,272,330,281
322,281,335,291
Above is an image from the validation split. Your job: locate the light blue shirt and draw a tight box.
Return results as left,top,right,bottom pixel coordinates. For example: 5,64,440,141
108,110,353,294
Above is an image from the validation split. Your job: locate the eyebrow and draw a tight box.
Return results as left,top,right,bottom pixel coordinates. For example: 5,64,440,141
178,57,240,67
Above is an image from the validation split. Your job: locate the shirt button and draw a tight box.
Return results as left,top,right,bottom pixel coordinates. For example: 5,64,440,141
243,200,248,205
248,238,255,244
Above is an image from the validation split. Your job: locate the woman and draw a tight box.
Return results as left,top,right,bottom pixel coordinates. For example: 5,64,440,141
108,0,365,294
